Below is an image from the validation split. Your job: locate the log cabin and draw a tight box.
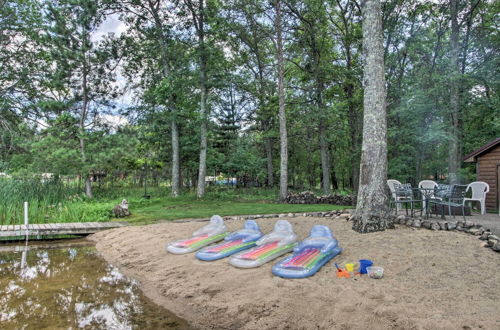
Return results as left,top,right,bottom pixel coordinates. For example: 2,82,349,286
463,137,500,212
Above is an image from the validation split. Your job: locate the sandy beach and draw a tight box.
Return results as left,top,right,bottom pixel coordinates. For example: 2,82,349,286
89,217,500,330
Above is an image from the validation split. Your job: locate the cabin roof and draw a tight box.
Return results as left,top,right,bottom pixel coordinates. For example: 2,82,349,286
463,137,500,162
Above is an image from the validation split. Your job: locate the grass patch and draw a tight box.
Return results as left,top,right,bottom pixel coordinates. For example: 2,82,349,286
126,197,349,225
0,179,352,225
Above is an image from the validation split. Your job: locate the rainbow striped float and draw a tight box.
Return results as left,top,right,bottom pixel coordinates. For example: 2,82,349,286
196,220,262,261
272,225,342,278
229,220,297,268
166,215,228,254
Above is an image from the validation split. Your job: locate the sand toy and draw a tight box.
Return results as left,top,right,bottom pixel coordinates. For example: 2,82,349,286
196,220,263,261
334,263,350,278
229,220,297,268
272,225,342,279
358,259,373,274
166,215,228,254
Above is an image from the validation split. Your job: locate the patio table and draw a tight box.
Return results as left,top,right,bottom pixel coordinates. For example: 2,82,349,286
412,187,446,219
413,188,436,219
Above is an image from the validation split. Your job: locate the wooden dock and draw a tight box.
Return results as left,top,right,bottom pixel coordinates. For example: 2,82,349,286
0,222,128,238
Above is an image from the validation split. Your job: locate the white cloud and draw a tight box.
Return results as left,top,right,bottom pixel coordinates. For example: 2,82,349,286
92,14,127,42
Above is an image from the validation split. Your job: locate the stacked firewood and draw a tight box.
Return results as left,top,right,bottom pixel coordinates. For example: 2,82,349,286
285,191,356,206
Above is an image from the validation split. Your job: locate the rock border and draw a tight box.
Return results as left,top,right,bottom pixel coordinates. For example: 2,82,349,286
172,209,353,223
395,214,500,253
171,211,499,254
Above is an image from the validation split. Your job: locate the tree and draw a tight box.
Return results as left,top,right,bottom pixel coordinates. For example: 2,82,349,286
447,0,461,184
224,0,277,188
184,0,211,198
42,0,120,198
275,0,288,202
111,0,183,196
352,0,392,233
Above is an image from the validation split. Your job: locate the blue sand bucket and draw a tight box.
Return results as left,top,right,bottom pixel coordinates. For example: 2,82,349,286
359,259,373,274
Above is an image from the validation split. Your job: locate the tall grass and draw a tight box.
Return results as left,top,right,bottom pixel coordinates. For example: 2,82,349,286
0,178,278,225
0,178,350,225
0,178,113,225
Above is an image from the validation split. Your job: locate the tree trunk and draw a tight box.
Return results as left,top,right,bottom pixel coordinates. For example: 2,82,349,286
79,52,92,199
352,0,391,233
84,177,92,199
171,120,180,196
150,3,181,197
275,0,288,202
319,122,331,194
196,0,208,198
448,0,461,185
265,136,274,187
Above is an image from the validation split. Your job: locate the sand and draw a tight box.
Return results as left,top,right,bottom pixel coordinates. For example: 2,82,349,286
89,217,500,330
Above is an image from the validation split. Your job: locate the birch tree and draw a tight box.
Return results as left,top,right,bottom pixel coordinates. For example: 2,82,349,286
352,0,392,233
184,0,210,198
275,0,288,202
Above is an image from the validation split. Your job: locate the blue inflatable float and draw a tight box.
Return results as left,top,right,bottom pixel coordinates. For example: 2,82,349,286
272,225,342,279
196,220,263,261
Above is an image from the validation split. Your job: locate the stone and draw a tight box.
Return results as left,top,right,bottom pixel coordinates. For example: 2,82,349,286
480,231,491,240
464,220,474,228
439,222,447,230
288,213,294,217
112,199,131,217
278,214,287,218
412,219,421,228
446,222,457,231
492,242,500,252
430,222,440,231
422,221,431,229
406,219,413,226
456,226,463,231
468,228,480,235
340,213,350,218
487,238,498,247
488,235,500,241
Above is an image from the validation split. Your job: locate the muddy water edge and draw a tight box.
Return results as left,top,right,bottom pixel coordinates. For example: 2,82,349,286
0,239,191,329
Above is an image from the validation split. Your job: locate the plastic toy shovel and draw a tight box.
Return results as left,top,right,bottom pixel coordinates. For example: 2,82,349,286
334,263,350,278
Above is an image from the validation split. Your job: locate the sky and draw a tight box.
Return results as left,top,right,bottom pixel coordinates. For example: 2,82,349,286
93,14,132,126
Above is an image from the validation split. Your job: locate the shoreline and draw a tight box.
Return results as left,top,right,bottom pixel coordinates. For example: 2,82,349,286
89,217,500,329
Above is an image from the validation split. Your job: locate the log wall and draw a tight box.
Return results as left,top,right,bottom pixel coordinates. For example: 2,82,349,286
477,144,500,211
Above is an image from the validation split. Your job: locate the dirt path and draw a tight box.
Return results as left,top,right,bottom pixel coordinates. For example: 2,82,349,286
89,217,500,330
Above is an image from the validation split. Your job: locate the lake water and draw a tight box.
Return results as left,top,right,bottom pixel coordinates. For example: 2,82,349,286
0,240,190,329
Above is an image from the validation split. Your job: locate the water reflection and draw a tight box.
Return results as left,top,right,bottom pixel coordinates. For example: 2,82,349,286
0,242,189,329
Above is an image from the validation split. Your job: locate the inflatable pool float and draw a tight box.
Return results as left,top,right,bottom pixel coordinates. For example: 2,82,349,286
166,215,228,254
272,225,342,278
195,220,263,261
229,220,297,268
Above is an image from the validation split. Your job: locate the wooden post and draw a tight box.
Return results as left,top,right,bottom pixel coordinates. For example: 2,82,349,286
24,201,29,241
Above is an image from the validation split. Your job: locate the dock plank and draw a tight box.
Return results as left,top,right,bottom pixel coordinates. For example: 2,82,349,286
0,221,128,240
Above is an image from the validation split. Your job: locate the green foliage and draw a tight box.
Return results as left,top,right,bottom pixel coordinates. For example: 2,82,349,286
1,0,498,207
0,178,348,226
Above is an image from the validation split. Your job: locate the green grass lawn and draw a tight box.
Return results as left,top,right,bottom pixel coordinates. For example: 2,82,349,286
126,197,349,225
0,184,353,225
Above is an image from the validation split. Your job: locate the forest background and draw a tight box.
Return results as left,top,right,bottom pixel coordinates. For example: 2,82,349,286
0,0,498,224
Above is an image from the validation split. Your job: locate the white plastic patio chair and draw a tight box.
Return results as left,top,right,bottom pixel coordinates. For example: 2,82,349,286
387,179,402,211
463,181,489,215
418,180,439,209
